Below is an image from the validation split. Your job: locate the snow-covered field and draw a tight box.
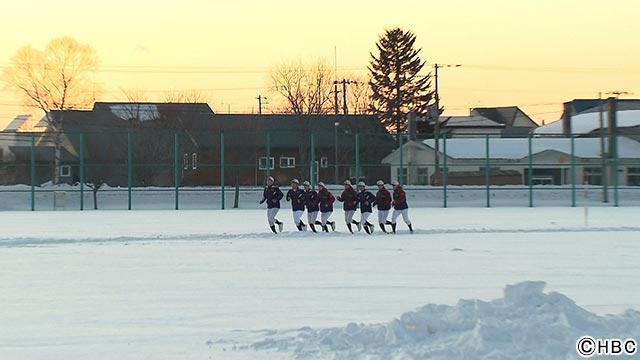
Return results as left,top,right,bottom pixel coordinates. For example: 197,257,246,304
1,208,639,359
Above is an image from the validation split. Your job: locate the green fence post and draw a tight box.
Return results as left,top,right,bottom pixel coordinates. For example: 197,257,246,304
79,133,85,210
355,133,360,182
571,135,576,207
310,133,316,189
613,133,619,207
174,133,180,210
266,132,271,179
30,133,35,211
443,134,448,208
220,132,225,210
127,132,132,210
528,133,533,207
399,132,404,185
485,135,490,208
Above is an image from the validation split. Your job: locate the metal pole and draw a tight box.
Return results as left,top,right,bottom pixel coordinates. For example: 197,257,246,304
310,133,316,189
127,132,132,210
79,133,85,211
599,93,608,202
30,133,35,211
399,132,404,184
613,133,619,207
355,133,360,182
220,132,225,210
443,134,448,208
433,64,440,177
266,132,271,178
528,133,533,207
334,123,339,184
571,135,576,207
342,79,348,115
174,133,180,210
485,135,490,208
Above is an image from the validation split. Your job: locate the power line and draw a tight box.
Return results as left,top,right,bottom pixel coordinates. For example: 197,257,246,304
460,64,640,74
0,64,366,74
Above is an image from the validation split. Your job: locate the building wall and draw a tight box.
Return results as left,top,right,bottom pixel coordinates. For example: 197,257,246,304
385,143,636,186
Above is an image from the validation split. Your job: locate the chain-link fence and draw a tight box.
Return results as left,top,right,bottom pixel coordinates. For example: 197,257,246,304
0,130,638,210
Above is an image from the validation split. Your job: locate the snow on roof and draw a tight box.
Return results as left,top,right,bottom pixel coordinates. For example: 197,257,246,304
535,109,640,134
3,115,31,131
442,115,505,128
109,104,160,121
423,136,640,159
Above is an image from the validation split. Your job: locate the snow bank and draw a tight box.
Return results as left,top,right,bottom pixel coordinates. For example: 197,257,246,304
535,110,640,135
249,281,640,359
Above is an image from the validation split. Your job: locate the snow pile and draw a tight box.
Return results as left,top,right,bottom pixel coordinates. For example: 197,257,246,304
250,282,640,359
535,109,640,135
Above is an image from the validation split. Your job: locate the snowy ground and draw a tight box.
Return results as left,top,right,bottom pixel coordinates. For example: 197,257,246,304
1,208,639,359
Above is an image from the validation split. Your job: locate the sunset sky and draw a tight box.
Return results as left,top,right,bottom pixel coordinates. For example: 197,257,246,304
1,0,639,126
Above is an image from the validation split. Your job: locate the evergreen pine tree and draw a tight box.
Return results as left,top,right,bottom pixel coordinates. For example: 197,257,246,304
369,28,434,134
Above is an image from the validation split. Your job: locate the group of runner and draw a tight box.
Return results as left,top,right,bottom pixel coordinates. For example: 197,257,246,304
260,177,413,234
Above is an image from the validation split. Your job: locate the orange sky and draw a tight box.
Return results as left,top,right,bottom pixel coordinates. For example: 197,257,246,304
1,0,640,126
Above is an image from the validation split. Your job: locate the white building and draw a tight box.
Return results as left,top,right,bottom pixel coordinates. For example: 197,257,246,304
382,137,640,186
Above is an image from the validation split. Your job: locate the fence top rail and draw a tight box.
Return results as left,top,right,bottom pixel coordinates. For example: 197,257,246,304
0,130,628,138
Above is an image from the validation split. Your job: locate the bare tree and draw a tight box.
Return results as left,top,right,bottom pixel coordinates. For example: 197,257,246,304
269,60,334,114
116,87,151,122
346,75,374,115
163,89,209,104
1,36,99,183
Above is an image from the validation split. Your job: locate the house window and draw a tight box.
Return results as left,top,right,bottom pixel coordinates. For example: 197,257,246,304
532,177,554,185
320,157,328,168
396,167,407,184
60,165,71,177
192,153,198,170
279,157,295,168
479,166,500,173
583,167,602,185
417,167,429,185
183,153,189,170
258,157,275,170
628,167,640,186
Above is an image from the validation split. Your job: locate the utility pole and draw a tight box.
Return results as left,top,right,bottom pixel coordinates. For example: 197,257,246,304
342,79,348,115
598,92,608,203
333,83,340,115
603,91,631,199
433,64,440,176
334,79,357,115
432,63,461,177
256,95,267,115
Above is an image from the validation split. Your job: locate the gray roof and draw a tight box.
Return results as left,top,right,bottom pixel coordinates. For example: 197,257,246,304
441,115,505,128
470,106,538,128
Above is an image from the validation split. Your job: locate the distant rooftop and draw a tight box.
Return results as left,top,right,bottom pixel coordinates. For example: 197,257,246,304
535,109,640,135
423,136,640,159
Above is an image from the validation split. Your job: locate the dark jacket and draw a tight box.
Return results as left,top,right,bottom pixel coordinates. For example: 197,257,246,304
304,189,320,212
286,188,306,211
376,188,392,211
393,187,408,210
357,190,376,213
260,185,284,209
337,186,358,211
318,188,335,213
